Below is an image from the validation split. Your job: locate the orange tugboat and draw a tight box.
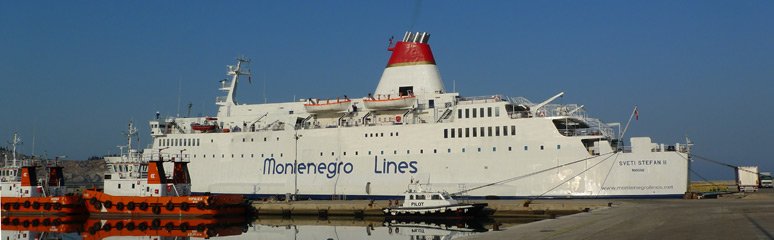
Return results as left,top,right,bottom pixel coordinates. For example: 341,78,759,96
0,133,84,215
82,122,248,217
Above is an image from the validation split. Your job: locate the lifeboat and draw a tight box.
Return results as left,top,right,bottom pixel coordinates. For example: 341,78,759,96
363,94,416,110
82,122,248,217
81,217,248,239
0,133,85,215
191,123,217,132
303,98,353,113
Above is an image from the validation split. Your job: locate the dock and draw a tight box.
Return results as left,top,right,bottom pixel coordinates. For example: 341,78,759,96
463,190,774,240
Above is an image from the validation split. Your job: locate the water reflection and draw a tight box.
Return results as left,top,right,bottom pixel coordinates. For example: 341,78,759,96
1,216,538,239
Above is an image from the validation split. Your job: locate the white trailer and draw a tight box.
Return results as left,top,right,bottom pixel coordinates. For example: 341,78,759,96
736,166,759,192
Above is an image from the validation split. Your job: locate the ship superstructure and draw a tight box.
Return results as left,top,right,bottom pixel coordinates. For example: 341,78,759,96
144,32,689,199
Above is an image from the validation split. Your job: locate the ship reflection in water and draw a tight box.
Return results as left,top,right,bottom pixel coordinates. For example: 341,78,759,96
1,216,540,239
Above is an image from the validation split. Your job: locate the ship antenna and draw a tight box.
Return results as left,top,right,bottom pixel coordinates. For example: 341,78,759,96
9,132,22,166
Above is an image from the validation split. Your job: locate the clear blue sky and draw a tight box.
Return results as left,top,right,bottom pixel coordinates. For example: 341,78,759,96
1,1,772,180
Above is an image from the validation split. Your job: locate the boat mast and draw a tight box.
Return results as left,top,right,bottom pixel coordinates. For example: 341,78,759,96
10,132,21,166
217,57,251,107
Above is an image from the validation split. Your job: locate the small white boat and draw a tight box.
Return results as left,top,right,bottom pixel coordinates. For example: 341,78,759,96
303,98,352,113
363,94,415,110
383,182,488,219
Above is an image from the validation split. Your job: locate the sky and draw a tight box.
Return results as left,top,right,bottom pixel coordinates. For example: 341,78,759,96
1,1,772,180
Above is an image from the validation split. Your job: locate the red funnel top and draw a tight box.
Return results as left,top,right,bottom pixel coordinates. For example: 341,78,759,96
387,32,436,67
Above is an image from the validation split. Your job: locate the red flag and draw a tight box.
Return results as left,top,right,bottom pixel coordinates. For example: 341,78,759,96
635,107,639,120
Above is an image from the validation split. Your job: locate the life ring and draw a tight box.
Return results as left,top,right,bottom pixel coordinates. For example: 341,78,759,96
395,115,402,122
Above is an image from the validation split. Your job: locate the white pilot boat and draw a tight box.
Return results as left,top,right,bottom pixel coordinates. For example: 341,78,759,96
383,182,488,219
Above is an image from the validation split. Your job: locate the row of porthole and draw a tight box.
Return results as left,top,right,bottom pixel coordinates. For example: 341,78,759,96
364,132,400,138
181,144,561,160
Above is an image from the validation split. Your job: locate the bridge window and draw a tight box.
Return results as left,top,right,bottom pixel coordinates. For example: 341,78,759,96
488,127,493,136
450,129,455,138
473,127,478,137
465,128,470,137
503,126,508,136
465,109,470,118
511,126,516,135
540,145,545,150
495,107,500,117
480,108,485,117
487,107,492,117
495,127,500,136
458,128,462,138
472,109,477,118
458,109,463,119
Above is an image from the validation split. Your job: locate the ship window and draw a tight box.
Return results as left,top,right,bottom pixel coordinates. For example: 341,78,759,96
211,139,214,143
271,154,274,157
251,154,254,158
503,126,508,136
480,127,485,136
242,138,245,142
355,151,359,155
472,109,477,118
458,109,463,119
488,107,493,117
343,152,347,156
368,151,372,155
331,152,335,156
320,152,323,156
462,148,466,153
524,146,528,151
488,127,493,136
118,184,121,189
450,129,455,138
261,154,265,157
251,138,254,142
420,149,424,154
381,151,384,154
417,195,426,200
493,147,497,152
410,195,415,200
458,128,462,138
390,132,393,136
132,184,135,189
432,194,441,200
495,127,500,136
509,147,512,151
473,127,478,137
203,155,206,158
495,107,500,117
241,154,244,158
448,148,451,153
434,149,437,153
380,133,384,137
478,148,481,152
393,150,397,154
465,109,470,118
541,145,544,150
264,138,267,141
365,134,368,137
396,132,399,136
557,145,561,150
277,137,280,141
480,108,485,117
511,126,516,135
465,128,470,137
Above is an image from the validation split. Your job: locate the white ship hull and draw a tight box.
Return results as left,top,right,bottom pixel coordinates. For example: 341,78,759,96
143,32,689,199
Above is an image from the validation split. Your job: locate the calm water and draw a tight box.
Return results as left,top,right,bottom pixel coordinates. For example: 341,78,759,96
0,216,543,239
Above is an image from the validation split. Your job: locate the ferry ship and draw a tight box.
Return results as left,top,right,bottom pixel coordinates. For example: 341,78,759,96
143,31,690,199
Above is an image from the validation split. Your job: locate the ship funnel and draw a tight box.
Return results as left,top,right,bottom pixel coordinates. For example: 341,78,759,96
374,31,445,97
